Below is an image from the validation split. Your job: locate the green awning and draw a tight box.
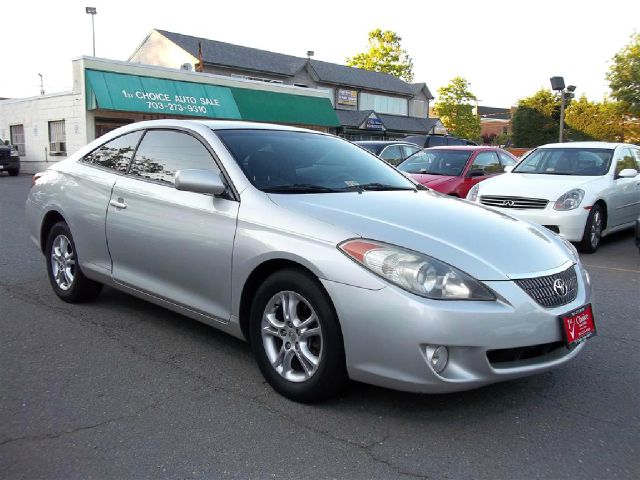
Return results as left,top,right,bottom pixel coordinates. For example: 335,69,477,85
85,69,339,127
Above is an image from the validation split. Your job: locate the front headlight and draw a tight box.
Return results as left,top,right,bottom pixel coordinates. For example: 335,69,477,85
10,149,19,157
554,188,584,211
339,239,496,300
466,184,480,202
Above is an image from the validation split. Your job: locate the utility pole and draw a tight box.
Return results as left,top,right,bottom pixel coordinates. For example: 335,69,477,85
550,77,576,143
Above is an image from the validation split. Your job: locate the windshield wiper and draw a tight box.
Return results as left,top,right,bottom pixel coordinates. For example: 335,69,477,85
262,183,340,193
342,182,416,192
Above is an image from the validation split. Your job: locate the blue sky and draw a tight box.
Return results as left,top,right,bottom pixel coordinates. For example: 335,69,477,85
2,0,638,106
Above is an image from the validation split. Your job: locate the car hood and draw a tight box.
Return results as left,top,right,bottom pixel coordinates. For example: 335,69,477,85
479,173,601,200
409,174,457,188
269,190,573,281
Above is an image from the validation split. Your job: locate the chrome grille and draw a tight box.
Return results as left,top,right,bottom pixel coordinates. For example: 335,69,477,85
514,266,578,308
480,195,548,209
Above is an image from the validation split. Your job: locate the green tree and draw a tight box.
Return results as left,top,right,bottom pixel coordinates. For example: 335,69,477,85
346,29,414,82
607,32,640,116
432,77,480,141
564,96,625,142
512,89,560,147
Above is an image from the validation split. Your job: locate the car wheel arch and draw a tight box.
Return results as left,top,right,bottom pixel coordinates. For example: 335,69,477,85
40,210,66,254
238,259,342,345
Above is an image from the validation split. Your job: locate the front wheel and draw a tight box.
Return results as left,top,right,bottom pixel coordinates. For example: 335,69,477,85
578,204,603,253
9,168,19,176
45,221,103,302
249,269,347,403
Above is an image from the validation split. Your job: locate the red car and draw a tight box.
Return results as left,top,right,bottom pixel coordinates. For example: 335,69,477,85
397,146,518,197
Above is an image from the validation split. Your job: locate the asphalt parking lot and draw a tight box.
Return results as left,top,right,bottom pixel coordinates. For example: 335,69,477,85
1,174,639,479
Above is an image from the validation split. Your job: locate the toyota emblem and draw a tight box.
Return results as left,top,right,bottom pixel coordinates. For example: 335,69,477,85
503,200,515,207
553,279,568,296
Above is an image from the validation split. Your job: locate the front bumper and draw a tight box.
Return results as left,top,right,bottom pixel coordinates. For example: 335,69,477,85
482,205,589,242
322,263,592,393
0,158,20,171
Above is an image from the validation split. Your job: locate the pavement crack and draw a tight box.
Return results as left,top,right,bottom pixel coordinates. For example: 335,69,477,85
0,399,166,448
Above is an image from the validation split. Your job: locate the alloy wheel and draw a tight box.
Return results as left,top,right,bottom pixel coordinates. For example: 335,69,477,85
261,291,323,382
50,234,76,291
590,210,602,249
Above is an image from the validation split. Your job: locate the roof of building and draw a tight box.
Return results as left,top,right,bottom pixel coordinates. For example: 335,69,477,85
335,110,441,134
156,29,416,96
477,106,511,120
410,82,434,100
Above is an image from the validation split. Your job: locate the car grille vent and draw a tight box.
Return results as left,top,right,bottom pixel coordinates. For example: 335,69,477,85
480,195,548,209
487,341,565,365
514,266,578,308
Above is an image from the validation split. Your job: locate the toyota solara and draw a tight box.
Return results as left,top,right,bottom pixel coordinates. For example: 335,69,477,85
26,120,595,402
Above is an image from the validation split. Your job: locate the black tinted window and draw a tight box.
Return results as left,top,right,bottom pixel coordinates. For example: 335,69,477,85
81,131,142,172
216,129,415,193
129,130,218,184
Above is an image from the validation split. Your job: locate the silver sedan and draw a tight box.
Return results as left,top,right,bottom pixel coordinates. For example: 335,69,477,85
26,120,596,402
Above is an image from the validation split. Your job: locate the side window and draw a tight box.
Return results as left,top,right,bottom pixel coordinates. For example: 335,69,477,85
81,131,142,172
402,145,421,159
498,151,516,168
129,130,219,184
633,149,640,170
615,148,637,176
380,145,403,164
470,151,501,174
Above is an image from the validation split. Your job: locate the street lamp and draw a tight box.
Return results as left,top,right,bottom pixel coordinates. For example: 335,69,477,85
86,7,97,57
550,76,576,143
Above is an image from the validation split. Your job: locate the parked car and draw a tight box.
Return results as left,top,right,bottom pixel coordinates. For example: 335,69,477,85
397,146,518,197
404,134,477,148
354,141,421,166
0,140,20,176
467,142,640,253
27,120,594,402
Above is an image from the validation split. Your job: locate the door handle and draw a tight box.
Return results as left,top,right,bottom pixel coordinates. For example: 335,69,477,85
109,198,127,209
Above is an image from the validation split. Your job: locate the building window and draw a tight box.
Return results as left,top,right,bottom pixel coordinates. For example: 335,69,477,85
359,93,408,116
10,125,25,156
48,120,66,155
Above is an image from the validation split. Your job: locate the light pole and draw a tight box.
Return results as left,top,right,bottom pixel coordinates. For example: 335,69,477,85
550,76,576,143
86,7,97,56
38,73,44,96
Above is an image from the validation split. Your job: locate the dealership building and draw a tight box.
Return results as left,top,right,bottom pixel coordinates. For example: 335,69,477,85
0,30,444,173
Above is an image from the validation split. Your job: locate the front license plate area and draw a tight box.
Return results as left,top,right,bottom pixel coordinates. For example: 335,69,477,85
560,304,596,349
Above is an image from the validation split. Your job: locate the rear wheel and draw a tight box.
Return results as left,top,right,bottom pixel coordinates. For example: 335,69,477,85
45,222,103,302
249,269,347,402
578,204,603,253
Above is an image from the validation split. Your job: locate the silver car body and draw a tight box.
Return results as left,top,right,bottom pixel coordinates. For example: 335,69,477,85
26,120,591,393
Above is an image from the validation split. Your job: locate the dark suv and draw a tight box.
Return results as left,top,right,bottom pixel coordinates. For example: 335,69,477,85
404,135,477,148
0,140,20,176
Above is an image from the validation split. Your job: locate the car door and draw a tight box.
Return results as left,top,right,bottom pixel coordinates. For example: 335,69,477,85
460,151,501,196
105,128,239,322
608,147,640,226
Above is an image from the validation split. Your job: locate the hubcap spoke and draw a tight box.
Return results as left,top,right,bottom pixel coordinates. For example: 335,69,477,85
300,326,320,340
51,234,74,290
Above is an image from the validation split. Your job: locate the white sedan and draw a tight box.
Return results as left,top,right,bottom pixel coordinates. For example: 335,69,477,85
467,142,640,252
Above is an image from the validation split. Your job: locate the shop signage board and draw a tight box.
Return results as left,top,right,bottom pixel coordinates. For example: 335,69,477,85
337,89,358,106
85,70,241,119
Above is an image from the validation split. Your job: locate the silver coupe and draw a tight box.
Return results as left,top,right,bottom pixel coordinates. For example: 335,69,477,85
26,120,595,402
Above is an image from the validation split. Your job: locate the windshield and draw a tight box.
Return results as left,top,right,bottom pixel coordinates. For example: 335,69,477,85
512,148,613,176
397,150,472,176
215,129,417,193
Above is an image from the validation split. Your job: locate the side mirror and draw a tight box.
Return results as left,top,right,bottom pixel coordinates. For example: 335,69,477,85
617,168,638,179
175,169,226,195
467,168,485,178
503,165,514,173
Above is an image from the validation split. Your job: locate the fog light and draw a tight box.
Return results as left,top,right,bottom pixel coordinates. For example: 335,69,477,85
427,345,448,373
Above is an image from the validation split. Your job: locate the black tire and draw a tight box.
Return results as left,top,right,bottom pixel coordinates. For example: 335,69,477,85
45,221,103,303
578,204,604,253
249,269,348,403
8,168,19,177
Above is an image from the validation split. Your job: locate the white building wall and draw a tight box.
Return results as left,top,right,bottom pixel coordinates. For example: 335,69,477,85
0,92,87,174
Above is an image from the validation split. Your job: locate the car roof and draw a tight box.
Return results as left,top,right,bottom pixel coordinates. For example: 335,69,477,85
537,141,631,150
355,141,417,146
426,146,499,151
116,119,317,133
